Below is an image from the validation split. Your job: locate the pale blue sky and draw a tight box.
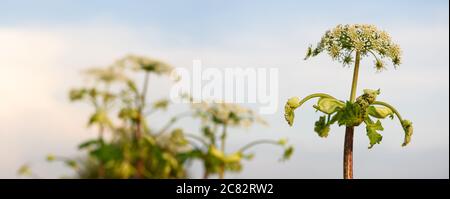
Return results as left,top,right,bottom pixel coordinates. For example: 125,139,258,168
0,0,448,178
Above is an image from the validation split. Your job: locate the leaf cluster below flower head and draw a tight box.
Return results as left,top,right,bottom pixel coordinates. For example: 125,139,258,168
331,101,365,127
286,89,413,149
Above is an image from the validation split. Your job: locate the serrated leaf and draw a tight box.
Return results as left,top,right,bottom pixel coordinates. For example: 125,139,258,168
332,101,364,127
314,115,331,137
282,146,294,161
365,119,384,149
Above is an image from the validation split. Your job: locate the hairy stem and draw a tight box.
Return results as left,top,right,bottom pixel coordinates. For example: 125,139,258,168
344,50,360,179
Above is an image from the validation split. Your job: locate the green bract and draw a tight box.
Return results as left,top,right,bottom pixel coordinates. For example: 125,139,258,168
401,120,413,147
284,97,300,126
368,106,394,119
313,97,344,114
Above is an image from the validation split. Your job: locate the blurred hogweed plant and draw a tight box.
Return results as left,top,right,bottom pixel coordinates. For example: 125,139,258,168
168,96,293,179
18,55,187,179
285,24,413,179
66,55,185,178
19,55,292,179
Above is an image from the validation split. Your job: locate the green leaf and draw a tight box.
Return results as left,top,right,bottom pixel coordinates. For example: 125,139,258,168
78,139,102,149
17,165,32,176
126,80,138,94
401,120,413,147
177,149,204,163
202,126,215,144
208,146,225,161
241,153,255,160
282,146,294,161
118,108,139,121
224,152,242,163
332,101,364,127
46,154,56,162
368,106,394,119
313,97,344,114
69,88,86,101
365,119,384,149
65,160,78,169
88,110,111,127
153,99,170,110
142,135,156,146
314,115,331,137
277,138,288,146
304,45,313,60
90,144,123,163
170,128,188,146
115,161,135,179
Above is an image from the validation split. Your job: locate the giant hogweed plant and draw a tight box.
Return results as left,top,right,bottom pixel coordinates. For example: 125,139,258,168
64,55,186,178
284,24,413,179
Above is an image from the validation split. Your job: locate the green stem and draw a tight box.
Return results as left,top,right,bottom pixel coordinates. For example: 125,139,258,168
141,72,150,108
238,140,280,153
297,93,338,107
219,124,228,179
134,72,150,179
155,111,192,137
349,51,361,102
184,133,209,148
135,72,150,140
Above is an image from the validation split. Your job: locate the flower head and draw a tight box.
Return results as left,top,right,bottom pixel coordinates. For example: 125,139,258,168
115,55,174,75
305,24,402,70
193,100,266,127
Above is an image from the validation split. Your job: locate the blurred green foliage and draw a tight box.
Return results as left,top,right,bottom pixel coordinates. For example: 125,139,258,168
20,55,292,179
